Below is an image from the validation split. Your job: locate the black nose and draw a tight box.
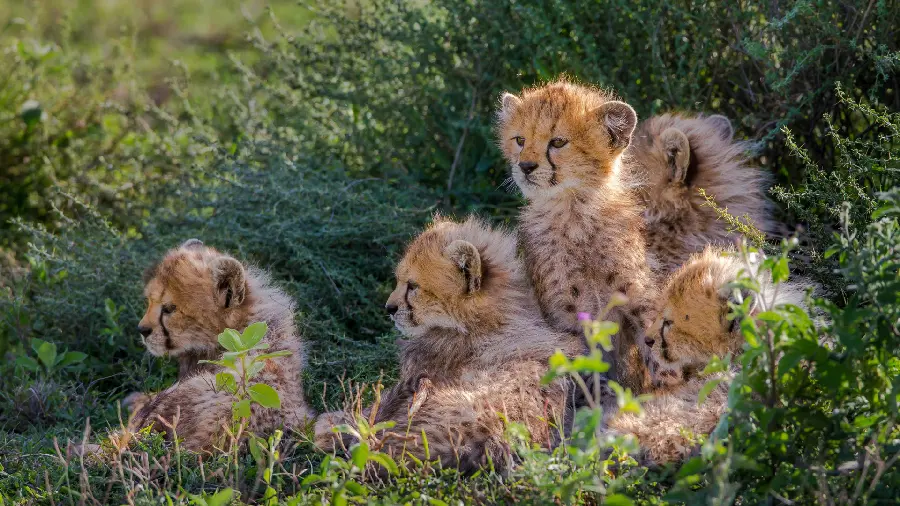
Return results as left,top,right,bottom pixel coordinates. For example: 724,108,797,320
137,325,152,338
385,303,399,315
644,336,655,348
518,161,538,175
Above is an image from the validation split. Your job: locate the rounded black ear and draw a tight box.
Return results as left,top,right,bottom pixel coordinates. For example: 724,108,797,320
212,256,247,308
181,238,204,250
444,240,482,294
659,127,691,183
706,114,734,141
593,101,638,151
498,92,522,122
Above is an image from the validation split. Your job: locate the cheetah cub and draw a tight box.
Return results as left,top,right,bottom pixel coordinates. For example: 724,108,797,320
315,217,582,472
630,113,775,276
125,239,312,451
609,246,807,464
497,80,656,394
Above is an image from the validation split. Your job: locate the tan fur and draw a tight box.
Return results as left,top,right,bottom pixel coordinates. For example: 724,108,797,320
314,217,582,472
127,240,311,451
496,79,656,394
610,247,807,464
630,113,775,276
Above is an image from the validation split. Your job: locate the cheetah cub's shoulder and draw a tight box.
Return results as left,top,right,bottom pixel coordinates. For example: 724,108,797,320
630,113,775,276
496,79,656,394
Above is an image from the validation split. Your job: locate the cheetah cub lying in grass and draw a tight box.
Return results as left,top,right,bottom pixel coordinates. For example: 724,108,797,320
314,217,582,472
609,247,807,464
630,113,775,276
122,240,312,451
497,79,656,394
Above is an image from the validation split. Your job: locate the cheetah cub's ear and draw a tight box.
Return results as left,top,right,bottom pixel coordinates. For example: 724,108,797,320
212,256,248,308
659,127,691,184
445,240,482,294
593,101,638,152
498,92,522,122
706,114,734,141
180,238,204,249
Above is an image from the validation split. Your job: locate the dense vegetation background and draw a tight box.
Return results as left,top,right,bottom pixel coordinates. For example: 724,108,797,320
0,0,898,503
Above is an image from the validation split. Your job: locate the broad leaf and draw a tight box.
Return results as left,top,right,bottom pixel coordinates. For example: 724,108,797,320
368,452,399,476
350,442,369,469
249,383,281,409
242,322,268,348
698,378,725,405
16,356,40,372
55,351,87,369
33,340,57,371
233,399,251,420
218,329,242,352
247,361,266,379
205,489,234,506
604,494,634,506
255,351,292,362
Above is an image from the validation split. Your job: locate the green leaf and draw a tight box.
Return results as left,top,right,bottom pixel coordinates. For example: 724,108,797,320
604,494,634,506
248,383,281,409
675,456,706,479
216,373,238,394
16,356,40,372
218,329,242,352
33,340,57,371
368,452,399,476
242,322,268,348
772,257,789,284
332,490,347,506
55,351,87,369
350,442,369,469
343,481,368,497
571,356,610,373
248,434,265,465
233,399,251,420
247,361,266,379
698,378,725,405
255,350,292,362
205,489,233,506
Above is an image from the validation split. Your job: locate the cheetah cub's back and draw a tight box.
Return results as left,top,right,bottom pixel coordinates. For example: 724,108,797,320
630,113,776,276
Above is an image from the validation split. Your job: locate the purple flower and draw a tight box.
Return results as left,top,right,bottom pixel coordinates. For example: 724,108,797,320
577,312,592,322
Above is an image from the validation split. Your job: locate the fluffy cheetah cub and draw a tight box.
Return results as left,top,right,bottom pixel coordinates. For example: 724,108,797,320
609,247,807,464
125,239,311,451
315,217,582,472
497,79,656,394
630,113,775,276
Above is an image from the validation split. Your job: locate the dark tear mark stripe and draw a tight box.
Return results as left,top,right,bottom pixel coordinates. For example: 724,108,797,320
159,289,172,350
546,143,558,186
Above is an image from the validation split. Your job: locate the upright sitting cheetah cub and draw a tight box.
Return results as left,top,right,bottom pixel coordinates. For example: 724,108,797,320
630,113,775,276
126,239,311,450
315,217,582,472
609,247,807,464
497,80,656,394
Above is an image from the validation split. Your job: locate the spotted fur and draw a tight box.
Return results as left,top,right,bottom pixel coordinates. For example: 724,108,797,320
127,240,312,451
630,113,775,276
314,217,582,472
496,79,656,394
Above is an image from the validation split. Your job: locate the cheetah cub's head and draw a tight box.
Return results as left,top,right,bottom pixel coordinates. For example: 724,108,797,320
496,79,637,199
645,248,756,388
385,216,521,339
139,239,253,357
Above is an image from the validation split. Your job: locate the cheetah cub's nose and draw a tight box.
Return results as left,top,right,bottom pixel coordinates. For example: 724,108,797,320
385,303,399,315
518,161,538,175
137,325,153,338
644,336,655,348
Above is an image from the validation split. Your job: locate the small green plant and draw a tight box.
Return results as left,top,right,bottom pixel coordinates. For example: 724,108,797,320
200,322,289,424
15,338,86,378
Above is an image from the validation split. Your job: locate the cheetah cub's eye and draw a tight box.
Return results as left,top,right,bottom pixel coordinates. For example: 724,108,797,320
549,138,568,149
407,281,419,292
162,304,177,315
513,136,525,147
